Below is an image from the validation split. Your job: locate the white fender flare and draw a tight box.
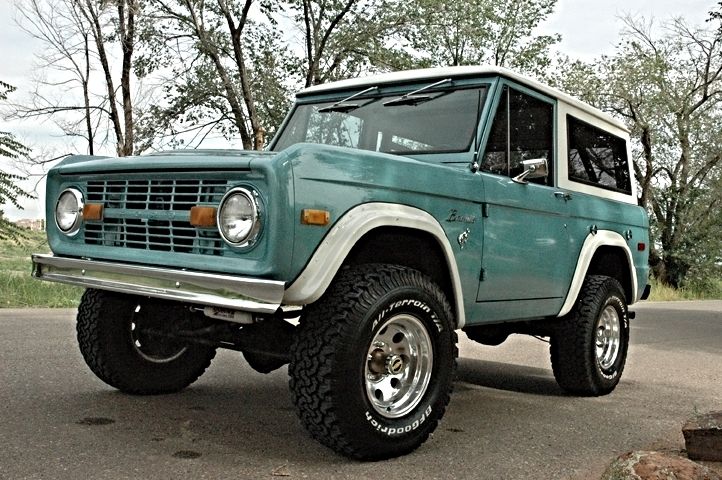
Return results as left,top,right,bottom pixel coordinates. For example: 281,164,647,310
283,203,466,328
558,230,638,317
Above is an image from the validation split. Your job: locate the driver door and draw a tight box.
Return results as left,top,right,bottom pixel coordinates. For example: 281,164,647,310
475,83,572,318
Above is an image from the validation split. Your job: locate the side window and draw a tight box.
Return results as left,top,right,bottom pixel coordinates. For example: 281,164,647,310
567,116,631,194
481,86,554,185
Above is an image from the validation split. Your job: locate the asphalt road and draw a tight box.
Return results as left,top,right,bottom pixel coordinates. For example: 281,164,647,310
1,301,720,480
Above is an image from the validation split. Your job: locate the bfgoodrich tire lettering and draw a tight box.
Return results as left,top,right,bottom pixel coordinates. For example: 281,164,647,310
77,289,216,395
289,264,457,460
550,275,629,396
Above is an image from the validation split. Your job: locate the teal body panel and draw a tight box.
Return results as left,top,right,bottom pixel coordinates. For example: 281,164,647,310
281,143,486,320
43,73,650,326
52,149,274,173
564,189,650,300
45,142,650,325
46,151,296,280
475,173,572,307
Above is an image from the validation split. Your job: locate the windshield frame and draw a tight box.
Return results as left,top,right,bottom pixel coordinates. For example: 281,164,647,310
269,77,495,161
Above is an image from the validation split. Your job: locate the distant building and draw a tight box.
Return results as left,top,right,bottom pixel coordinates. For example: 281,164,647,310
15,219,45,231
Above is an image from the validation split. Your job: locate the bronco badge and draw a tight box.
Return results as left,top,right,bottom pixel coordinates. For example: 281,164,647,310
446,209,477,224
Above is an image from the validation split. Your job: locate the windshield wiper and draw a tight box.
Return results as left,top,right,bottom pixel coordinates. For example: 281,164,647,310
317,86,379,113
383,78,453,107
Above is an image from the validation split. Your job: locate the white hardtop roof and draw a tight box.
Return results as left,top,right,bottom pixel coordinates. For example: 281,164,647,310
299,65,628,133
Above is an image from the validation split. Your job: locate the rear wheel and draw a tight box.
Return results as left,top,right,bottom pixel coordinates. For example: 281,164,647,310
550,275,629,396
289,264,457,460
77,289,216,395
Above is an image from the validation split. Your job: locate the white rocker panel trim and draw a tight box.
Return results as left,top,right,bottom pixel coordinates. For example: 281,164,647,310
558,230,638,317
283,203,466,328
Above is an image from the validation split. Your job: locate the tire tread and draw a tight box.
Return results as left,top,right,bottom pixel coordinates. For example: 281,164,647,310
289,264,457,460
77,289,216,395
550,275,627,396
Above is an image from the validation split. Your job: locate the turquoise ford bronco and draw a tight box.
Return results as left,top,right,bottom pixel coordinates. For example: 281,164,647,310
33,66,650,460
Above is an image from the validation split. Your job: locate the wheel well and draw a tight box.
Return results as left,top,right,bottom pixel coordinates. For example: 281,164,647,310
587,246,633,302
345,226,455,316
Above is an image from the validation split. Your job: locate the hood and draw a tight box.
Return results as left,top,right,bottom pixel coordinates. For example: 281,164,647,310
52,149,278,174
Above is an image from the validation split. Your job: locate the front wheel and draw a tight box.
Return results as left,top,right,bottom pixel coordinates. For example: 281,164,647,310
77,289,216,395
289,264,457,460
550,275,630,396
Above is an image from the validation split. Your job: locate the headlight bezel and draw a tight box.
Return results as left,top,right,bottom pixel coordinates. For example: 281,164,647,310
55,187,84,236
216,186,263,248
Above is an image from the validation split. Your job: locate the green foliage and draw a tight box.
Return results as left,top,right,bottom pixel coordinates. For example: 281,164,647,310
554,15,722,288
245,23,295,138
135,1,295,150
402,0,560,75
140,33,291,148
0,231,82,308
711,2,722,28
290,0,414,86
648,277,722,301
0,81,32,242
134,0,561,149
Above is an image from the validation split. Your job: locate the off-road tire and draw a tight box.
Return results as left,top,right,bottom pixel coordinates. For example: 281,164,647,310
289,264,458,460
550,275,629,396
77,289,216,395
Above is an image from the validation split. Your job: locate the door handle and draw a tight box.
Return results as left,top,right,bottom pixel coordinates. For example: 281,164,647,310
554,191,572,201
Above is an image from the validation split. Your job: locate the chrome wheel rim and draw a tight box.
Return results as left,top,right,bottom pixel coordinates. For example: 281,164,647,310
596,305,621,370
130,304,187,363
365,314,433,419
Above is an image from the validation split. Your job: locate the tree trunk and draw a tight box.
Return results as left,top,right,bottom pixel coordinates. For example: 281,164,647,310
82,32,94,155
118,0,136,156
81,0,126,156
218,0,262,149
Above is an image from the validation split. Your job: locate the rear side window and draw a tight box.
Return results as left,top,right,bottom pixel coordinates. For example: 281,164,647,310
567,116,631,194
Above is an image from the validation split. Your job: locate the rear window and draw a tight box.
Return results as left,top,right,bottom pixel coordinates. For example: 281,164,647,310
567,115,631,194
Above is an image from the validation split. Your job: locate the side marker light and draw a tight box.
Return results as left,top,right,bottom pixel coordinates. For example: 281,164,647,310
301,209,330,226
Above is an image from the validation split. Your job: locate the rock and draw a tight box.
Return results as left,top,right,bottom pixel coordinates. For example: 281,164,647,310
684,412,722,462
601,451,721,480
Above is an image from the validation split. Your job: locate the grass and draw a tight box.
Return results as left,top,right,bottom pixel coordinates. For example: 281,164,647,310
647,278,722,301
0,231,82,308
1,230,720,307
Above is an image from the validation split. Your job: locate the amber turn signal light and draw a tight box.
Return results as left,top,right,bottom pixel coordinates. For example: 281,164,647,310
190,206,218,227
301,209,330,226
82,203,104,221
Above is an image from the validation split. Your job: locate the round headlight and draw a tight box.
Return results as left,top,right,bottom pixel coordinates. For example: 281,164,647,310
55,188,84,235
217,187,261,247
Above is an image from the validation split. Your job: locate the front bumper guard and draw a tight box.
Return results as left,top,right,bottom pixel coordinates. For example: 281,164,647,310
31,254,285,314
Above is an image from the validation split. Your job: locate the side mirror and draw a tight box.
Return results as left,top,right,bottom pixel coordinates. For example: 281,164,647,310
512,158,548,184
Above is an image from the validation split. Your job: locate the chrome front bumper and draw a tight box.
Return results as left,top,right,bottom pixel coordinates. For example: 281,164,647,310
31,254,285,314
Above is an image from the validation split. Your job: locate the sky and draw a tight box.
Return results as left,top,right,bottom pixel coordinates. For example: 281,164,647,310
0,0,718,220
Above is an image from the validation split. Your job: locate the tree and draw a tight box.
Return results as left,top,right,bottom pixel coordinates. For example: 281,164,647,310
556,15,722,288
13,0,97,154
139,0,409,150
141,0,279,150
0,81,32,241
79,0,139,156
291,0,411,87
13,0,142,157
711,2,721,27
403,0,560,75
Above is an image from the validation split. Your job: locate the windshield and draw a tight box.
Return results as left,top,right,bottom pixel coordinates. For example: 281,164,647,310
272,86,488,155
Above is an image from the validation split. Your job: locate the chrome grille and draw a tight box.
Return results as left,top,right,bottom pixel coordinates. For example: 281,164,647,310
84,179,228,255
